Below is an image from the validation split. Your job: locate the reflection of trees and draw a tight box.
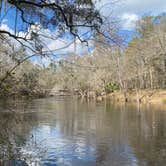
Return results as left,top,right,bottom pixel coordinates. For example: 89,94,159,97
33,100,166,166
0,103,39,162
127,105,166,166
94,102,134,166
49,99,137,165
0,98,165,166
30,99,166,166
86,102,166,166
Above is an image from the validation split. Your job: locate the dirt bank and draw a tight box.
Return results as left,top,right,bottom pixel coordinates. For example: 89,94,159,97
107,90,166,105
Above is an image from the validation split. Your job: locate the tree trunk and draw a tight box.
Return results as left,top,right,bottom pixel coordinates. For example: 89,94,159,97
149,68,153,89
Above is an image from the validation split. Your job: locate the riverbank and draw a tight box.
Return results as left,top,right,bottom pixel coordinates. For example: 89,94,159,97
105,90,166,105
1,88,166,106
48,88,166,105
0,89,48,99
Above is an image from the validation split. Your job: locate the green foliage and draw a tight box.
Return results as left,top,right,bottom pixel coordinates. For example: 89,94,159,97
105,83,119,93
162,99,166,104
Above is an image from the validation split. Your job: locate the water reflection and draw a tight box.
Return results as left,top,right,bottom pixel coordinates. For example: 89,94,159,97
0,97,165,166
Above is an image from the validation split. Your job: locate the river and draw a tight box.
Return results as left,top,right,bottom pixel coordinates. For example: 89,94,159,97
0,97,166,166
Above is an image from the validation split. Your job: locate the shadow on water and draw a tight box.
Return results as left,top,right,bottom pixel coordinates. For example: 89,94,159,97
0,97,165,166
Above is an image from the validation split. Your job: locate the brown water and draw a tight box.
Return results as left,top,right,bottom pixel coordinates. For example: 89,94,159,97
0,97,166,166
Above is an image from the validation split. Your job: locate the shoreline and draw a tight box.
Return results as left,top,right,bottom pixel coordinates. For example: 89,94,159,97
1,89,166,106
100,90,166,105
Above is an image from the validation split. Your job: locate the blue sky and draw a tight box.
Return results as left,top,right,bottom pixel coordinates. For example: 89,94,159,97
97,0,166,30
0,0,166,58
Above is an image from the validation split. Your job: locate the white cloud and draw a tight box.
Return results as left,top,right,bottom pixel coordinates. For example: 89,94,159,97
0,23,91,66
0,24,14,33
121,13,139,30
119,0,166,15
96,0,166,30
38,27,92,56
0,23,31,39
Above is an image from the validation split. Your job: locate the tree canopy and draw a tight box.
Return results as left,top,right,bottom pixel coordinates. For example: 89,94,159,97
0,0,104,52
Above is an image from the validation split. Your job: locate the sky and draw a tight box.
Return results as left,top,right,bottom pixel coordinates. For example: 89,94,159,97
97,0,166,30
43,0,166,56
0,0,166,60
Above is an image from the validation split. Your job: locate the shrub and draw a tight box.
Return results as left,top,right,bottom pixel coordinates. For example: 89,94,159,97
105,83,119,93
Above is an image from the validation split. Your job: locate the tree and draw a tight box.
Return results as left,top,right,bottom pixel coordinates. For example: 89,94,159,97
0,0,103,50
52,14,166,99
125,14,166,89
0,0,119,87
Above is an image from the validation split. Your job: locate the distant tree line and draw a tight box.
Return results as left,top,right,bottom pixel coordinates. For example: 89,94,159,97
0,14,165,98
54,14,166,97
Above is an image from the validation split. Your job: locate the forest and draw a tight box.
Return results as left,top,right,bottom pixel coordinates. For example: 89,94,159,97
0,14,165,100
0,1,166,165
0,1,165,101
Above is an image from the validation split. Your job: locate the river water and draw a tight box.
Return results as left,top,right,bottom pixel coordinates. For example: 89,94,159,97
0,97,166,166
